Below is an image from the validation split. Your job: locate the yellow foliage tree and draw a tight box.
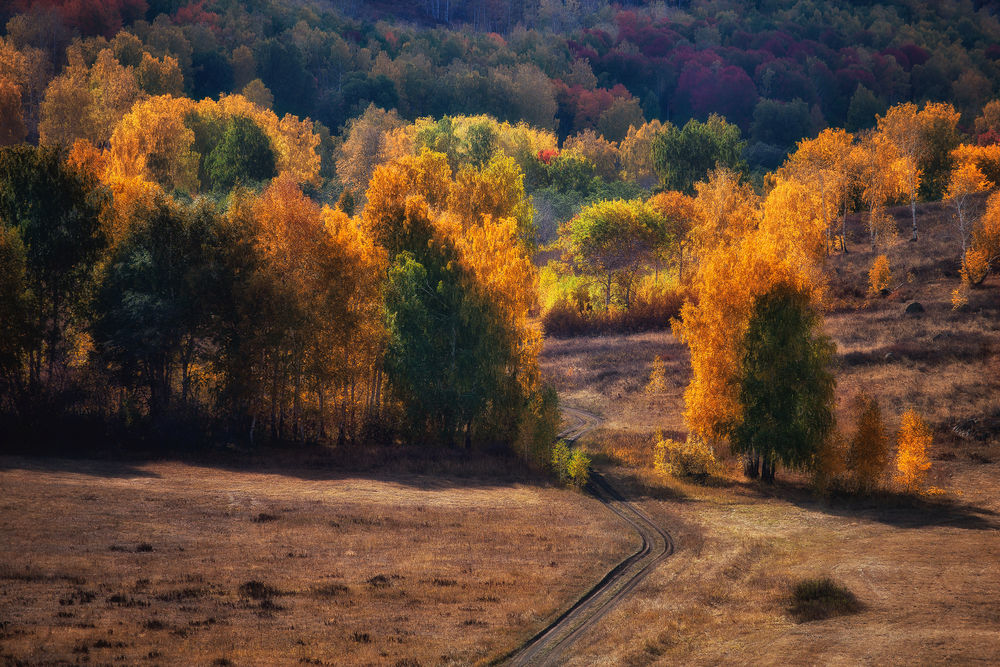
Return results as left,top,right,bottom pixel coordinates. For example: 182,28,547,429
675,167,826,443
961,248,989,286
136,52,184,96
336,104,406,196
971,190,1000,272
39,49,142,148
563,128,620,181
894,409,932,493
0,37,50,137
0,77,26,145
447,154,532,239
856,133,907,250
249,175,383,439
104,94,198,192
781,128,856,253
846,392,891,494
868,254,892,294
647,189,697,281
946,159,993,255
619,119,664,185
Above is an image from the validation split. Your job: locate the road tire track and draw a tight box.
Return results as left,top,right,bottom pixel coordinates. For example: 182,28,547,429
503,407,675,666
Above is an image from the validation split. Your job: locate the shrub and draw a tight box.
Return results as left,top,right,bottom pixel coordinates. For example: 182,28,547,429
551,439,590,487
645,355,669,393
960,248,989,286
789,578,863,622
653,433,718,479
894,409,933,493
541,289,683,337
951,283,970,310
868,254,892,294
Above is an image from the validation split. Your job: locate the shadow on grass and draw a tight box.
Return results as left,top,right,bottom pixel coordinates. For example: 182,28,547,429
722,475,1000,532
591,449,998,531
0,455,162,479
0,439,559,492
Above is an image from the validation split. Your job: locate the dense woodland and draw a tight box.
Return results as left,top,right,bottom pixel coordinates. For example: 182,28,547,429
1,0,999,487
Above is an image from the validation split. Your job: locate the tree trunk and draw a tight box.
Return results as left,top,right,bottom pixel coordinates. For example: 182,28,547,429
761,458,775,484
744,452,760,479
910,188,918,242
841,208,849,254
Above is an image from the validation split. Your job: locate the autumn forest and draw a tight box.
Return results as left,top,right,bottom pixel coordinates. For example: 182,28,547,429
1,0,999,664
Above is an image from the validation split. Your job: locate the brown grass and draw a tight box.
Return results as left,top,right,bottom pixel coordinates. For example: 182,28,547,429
539,201,1000,664
0,458,634,665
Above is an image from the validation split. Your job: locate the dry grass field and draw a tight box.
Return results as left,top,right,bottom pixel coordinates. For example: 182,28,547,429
539,203,1000,664
0,457,634,665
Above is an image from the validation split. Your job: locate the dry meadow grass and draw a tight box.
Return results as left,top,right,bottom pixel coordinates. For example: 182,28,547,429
539,202,1000,664
0,457,634,665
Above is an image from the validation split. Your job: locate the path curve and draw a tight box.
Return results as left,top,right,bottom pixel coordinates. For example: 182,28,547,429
503,407,675,666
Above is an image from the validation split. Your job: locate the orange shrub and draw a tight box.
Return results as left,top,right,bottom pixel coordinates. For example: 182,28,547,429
868,254,892,294
894,409,933,493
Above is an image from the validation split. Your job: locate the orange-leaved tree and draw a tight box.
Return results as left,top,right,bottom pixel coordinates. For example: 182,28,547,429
675,166,830,455
846,392,891,494
856,132,907,251
945,155,993,256
780,128,855,253
647,189,696,282
894,409,933,493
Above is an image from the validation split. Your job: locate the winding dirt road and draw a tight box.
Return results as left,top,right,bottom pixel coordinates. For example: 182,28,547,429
504,407,675,666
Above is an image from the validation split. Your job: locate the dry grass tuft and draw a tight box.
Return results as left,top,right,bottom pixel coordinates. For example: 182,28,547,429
789,577,864,622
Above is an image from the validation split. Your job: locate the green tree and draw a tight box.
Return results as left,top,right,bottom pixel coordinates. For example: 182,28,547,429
0,225,35,384
0,145,106,389
415,116,462,172
559,199,666,310
384,246,513,447
846,84,885,132
93,197,216,416
727,283,836,483
751,98,812,148
465,120,498,168
652,115,747,195
204,115,277,191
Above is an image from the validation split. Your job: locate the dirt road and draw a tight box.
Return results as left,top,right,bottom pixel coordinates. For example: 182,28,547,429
504,407,674,665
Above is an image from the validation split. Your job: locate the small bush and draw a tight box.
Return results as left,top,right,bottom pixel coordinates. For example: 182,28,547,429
238,580,279,600
551,440,591,487
868,254,892,294
653,434,718,479
952,284,970,310
311,583,349,597
960,248,989,286
541,289,683,338
645,355,669,393
789,578,863,622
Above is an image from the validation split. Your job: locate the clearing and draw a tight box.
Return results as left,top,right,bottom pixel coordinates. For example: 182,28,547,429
0,457,633,665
